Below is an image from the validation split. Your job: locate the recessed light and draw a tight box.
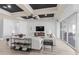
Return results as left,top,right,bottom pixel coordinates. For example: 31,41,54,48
7,5,11,8
3,6,7,8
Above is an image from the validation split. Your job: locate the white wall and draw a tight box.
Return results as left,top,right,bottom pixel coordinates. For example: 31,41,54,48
2,17,57,39
3,18,28,37
56,22,60,39
76,12,79,52
0,16,3,38
59,4,76,22
26,18,57,37
16,20,28,35
3,19,17,37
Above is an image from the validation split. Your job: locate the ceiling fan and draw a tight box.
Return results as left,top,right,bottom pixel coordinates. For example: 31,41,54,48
30,14,40,20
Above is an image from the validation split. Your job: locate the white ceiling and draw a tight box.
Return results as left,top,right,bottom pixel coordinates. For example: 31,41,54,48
0,4,64,20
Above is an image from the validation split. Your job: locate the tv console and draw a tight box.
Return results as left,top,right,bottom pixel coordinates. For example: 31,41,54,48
34,31,45,36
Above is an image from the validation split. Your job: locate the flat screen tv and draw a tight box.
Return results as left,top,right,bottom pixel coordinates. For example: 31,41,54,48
36,26,44,31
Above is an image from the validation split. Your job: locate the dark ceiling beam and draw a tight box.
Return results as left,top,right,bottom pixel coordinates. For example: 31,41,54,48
30,4,57,10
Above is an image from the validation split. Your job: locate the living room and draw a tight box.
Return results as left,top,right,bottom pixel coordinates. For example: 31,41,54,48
1,1,79,59
0,12,57,52
0,4,77,55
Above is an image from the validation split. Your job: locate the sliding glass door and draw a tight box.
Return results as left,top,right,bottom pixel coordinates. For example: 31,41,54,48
67,13,76,48
60,13,77,48
62,21,68,42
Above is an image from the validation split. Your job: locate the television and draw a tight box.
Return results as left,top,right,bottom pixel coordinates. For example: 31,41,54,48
36,26,44,31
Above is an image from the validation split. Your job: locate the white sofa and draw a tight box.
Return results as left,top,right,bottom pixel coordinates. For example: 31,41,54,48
31,37,43,50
